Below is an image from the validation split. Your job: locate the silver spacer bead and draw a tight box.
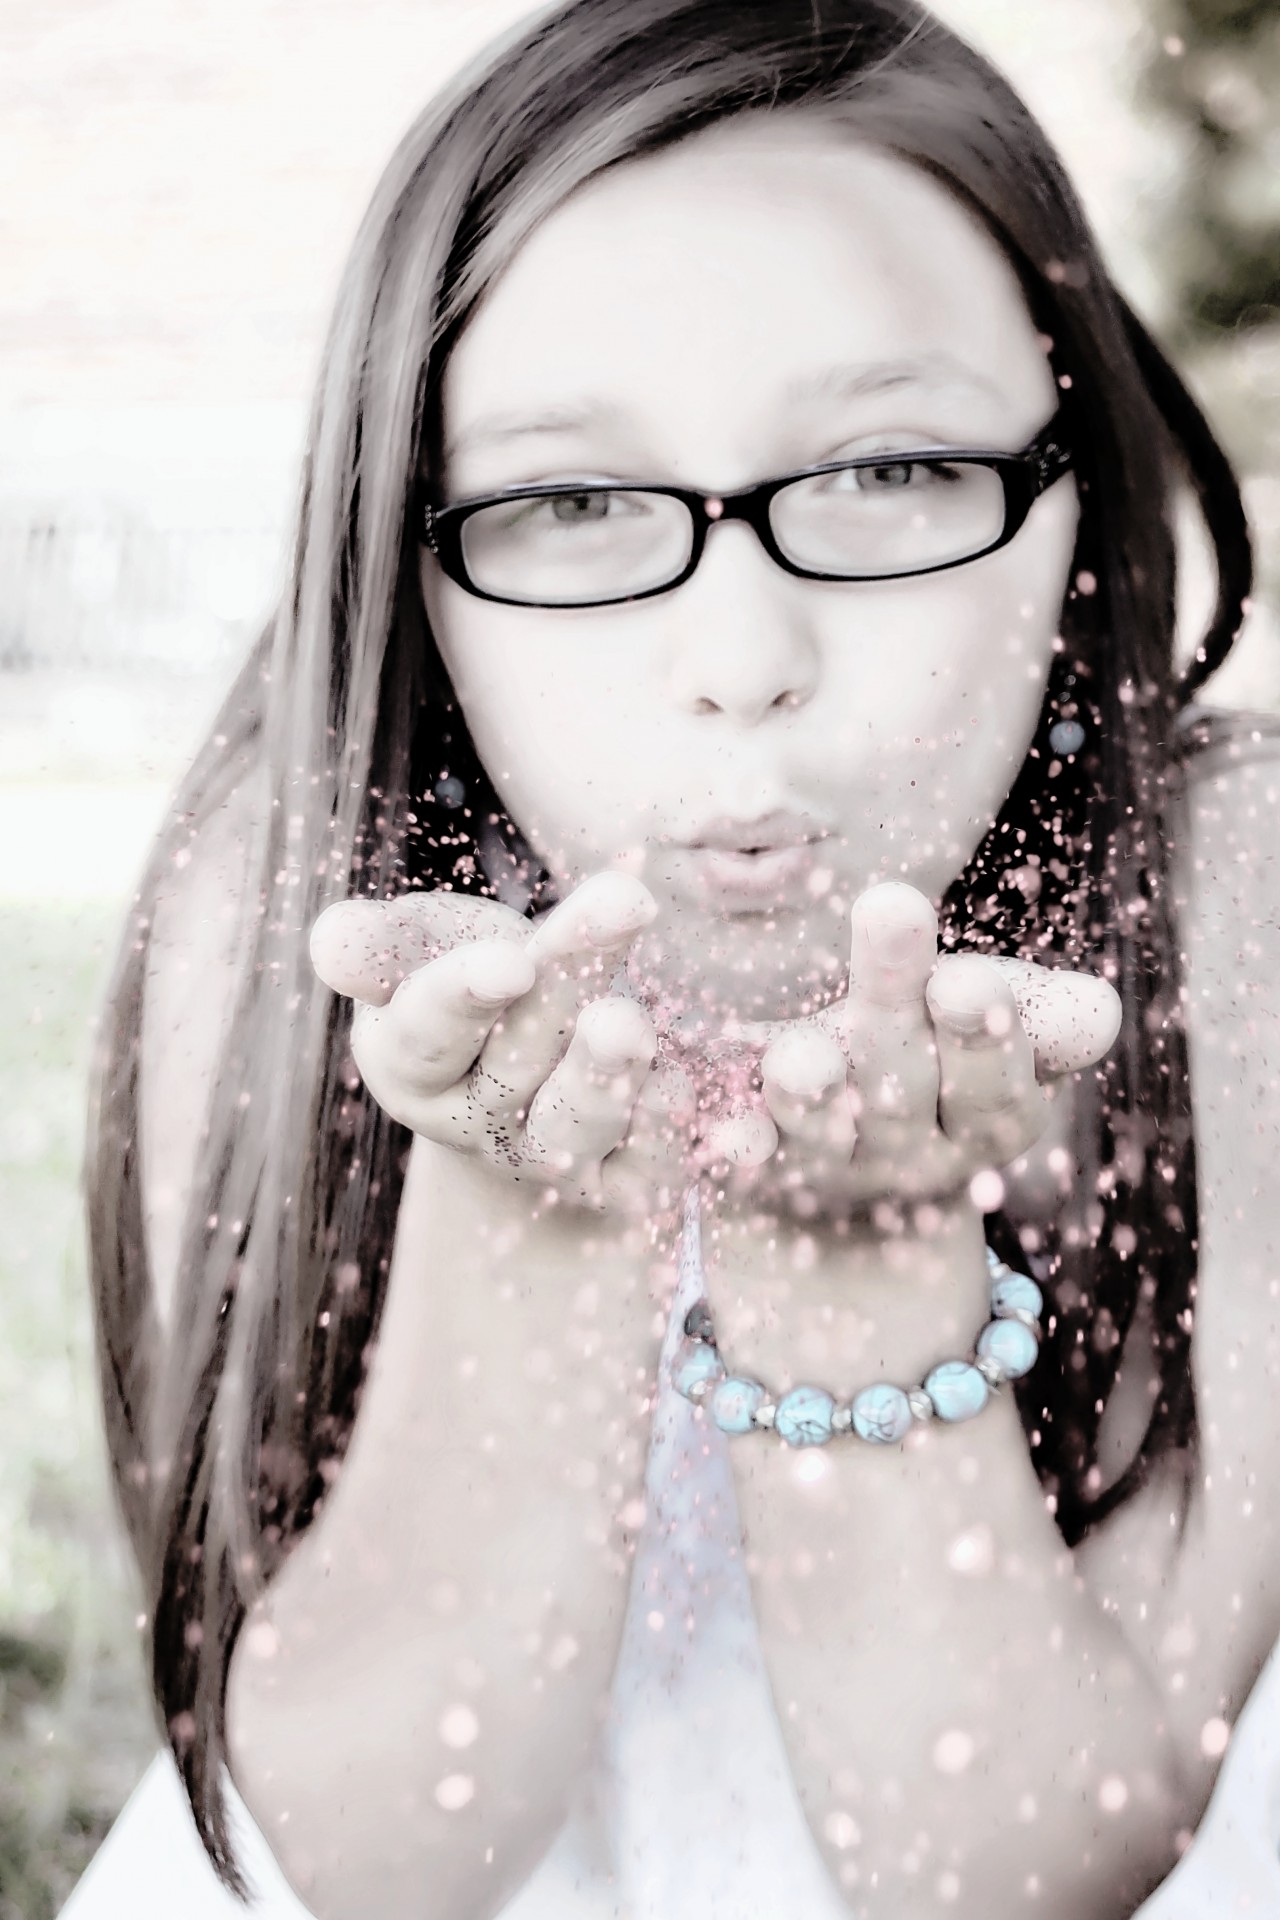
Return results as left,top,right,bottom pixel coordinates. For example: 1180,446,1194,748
686,1376,713,1401
753,1402,777,1429
831,1405,853,1433
976,1355,1006,1387
1001,1306,1042,1334
907,1388,934,1422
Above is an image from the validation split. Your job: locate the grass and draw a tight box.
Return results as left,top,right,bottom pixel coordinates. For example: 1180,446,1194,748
0,899,158,1918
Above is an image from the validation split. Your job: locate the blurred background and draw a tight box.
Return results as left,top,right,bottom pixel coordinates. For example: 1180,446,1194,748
1,0,1277,1912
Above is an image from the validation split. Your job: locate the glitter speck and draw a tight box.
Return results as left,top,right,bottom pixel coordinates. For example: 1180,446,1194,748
435,1774,475,1811
933,1729,974,1774
439,1704,479,1749
1200,1717,1230,1758
795,1450,831,1484
1099,1775,1129,1813
969,1169,1005,1213
946,1523,995,1576
823,1810,861,1850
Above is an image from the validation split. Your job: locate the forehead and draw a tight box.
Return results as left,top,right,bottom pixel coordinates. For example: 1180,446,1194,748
443,116,1056,479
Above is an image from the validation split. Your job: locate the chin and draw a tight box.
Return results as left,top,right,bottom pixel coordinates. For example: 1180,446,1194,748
626,919,847,1034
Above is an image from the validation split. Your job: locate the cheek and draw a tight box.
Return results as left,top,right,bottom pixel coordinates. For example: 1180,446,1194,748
429,582,647,870
817,497,1075,872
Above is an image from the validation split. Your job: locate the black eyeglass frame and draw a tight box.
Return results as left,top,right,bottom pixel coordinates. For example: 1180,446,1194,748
419,410,1075,609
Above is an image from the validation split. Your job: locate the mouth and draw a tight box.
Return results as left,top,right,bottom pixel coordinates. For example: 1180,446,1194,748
686,810,826,854
668,812,831,911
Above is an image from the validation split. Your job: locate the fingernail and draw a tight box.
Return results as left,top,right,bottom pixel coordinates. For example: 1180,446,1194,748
467,951,535,1005
584,906,657,950
865,917,928,967
931,997,987,1037
776,1063,843,1101
585,1030,648,1073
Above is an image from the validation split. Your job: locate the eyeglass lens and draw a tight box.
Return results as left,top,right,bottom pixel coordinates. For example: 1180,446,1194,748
458,460,1008,605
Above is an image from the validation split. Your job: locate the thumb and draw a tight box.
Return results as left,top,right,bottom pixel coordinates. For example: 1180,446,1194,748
987,957,1122,1077
309,892,527,1006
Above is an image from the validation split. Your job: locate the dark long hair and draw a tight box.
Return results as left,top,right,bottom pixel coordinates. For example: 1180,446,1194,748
84,0,1252,1892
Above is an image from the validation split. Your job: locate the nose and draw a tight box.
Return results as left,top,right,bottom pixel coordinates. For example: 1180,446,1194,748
664,520,819,727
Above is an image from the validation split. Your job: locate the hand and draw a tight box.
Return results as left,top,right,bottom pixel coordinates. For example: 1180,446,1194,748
309,873,696,1216
707,881,1120,1224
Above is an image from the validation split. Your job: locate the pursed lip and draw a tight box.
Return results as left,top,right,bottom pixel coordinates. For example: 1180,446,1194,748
681,810,829,854
666,812,832,910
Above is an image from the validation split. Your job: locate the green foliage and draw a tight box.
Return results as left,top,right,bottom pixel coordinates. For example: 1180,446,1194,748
0,900,155,1916
1143,1,1280,341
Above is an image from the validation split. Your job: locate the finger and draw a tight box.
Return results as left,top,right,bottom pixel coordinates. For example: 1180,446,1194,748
311,893,525,1006
842,1132,970,1207
522,871,658,970
477,873,657,1112
847,882,939,1015
522,998,657,1177
839,884,941,1157
760,1027,858,1160
699,1109,779,1172
986,958,1123,1078
927,954,1045,1165
353,939,536,1105
599,1061,698,1217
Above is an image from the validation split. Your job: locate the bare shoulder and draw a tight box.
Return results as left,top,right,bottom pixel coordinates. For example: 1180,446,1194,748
140,764,271,1323
1078,709,1280,1784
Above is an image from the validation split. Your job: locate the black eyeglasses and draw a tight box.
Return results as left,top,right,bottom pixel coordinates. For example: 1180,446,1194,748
420,411,1073,609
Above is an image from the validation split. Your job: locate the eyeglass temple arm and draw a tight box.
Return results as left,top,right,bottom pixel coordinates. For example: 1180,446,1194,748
1028,414,1074,494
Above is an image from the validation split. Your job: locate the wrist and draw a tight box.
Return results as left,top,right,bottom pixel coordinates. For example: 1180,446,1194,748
698,1195,994,1392
346,1134,665,1476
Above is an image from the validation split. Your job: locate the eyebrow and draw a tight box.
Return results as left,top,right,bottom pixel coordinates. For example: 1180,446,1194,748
445,355,1004,461
782,354,1006,409
446,402,627,462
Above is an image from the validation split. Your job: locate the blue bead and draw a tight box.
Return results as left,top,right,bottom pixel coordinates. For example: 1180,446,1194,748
991,1272,1044,1320
710,1377,767,1434
985,1245,1007,1278
977,1317,1040,1380
851,1383,913,1445
775,1385,836,1448
1049,719,1086,756
924,1360,989,1423
673,1339,724,1401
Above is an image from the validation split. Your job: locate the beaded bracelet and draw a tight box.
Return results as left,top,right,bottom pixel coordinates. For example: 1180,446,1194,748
672,1248,1044,1448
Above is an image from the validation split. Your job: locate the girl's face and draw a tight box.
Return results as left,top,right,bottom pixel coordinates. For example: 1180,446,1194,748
423,118,1079,1026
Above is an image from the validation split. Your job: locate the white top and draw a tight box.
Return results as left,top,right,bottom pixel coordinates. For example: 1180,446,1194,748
61,1196,1280,1920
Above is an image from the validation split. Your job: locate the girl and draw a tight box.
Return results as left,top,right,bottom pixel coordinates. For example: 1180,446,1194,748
80,1,1280,1916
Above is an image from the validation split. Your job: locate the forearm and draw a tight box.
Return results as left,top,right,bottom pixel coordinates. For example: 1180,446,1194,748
230,1136,662,1920
705,1204,1186,1918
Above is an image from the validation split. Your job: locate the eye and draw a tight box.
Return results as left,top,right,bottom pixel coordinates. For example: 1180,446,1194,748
822,459,964,494
548,490,613,523
862,460,914,490
499,488,648,530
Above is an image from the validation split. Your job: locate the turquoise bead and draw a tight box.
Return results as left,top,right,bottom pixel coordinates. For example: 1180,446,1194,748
674,1339,724,1401
851,1383,913,1445
977,1317,1040,1380
985,1245,1007,1278
775,1385,836,1448
710,1377,767,1434
991,1271,1044,1320
924,1360,989,1423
